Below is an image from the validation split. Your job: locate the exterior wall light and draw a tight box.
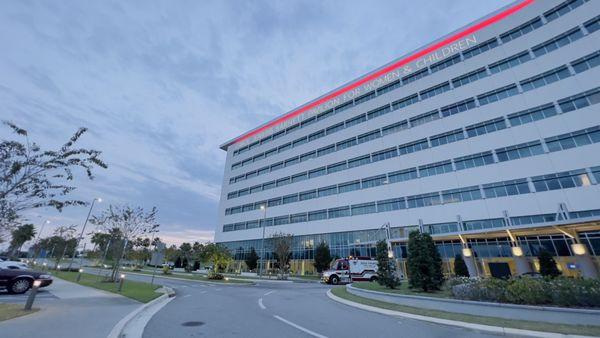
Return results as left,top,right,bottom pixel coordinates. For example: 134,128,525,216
571,243,587,256
511,246,524,257
462,248,472,257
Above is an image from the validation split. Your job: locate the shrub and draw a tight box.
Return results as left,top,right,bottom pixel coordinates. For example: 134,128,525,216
451,276,600,307
407,231,444,291
162,265,171,275
375,240,400,289
453,255,470,277
208,271,224,280
538,250,561,278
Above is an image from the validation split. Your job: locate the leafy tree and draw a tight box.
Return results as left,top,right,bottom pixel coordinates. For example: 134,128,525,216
313,241,332,274
180,242,192,270
453,254,470,277
272,232,293,278
0,122,106,239
90,205,159,281
375,240,400,289
174,256,182,268
245,247,259,272
407,231,444,292
8,223,36,257
538,249,561,278
35,225,77,268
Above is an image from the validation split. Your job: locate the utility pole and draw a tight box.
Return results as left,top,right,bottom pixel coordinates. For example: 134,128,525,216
258,204,267,279
68,197,102,270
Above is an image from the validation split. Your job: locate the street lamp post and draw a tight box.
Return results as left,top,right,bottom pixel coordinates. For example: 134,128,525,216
258,204,267,279
68,197,102,270
33,220,50,264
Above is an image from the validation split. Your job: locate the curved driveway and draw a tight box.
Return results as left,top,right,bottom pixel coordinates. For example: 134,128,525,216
124,274,499,338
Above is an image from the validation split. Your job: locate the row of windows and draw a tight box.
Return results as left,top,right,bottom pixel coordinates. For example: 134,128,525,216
229,4,576,160
225,85,600,200
229,44,598,184
222,167,598,232
544,0,589,22
224,124,600,216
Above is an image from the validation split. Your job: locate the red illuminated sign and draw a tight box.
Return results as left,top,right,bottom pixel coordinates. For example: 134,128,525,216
227,0,534,148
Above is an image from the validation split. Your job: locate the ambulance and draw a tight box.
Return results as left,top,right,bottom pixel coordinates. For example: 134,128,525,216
322,256,378,285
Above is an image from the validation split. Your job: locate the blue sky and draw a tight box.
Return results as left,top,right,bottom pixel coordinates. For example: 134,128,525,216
0,0,507,246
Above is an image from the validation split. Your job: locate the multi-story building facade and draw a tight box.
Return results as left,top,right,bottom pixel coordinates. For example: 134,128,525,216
216,0,600,278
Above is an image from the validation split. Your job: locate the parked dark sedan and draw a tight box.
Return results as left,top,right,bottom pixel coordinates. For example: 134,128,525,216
0,267,53,294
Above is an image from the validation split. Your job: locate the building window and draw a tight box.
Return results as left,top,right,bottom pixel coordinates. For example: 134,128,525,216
477,84,518,106
326,122,344,135
328,206,350,219
372,147,398,162
388,168,418,183
584,14,600,33
419,160,453,177
461,37,498,60
407,192,441,208
299,190,317,201
508,103,557,126
430,129,464,147
338,180,361,194
440,98,476,117
345,114,367,128
531,27,584,57
274,216,290,225
276,177,291,187
499,17,543,43
317,185,337,197
317,145,335,157
398,139,428,155
463,219,505,231
354,90,376,105
570,51,600,74
495,141,544,162
392,93,419,110
420,81,451,100
483,179,530,198
377,79,401,95
410,110,440,127
361,175,387,189
382,120,408,136
283,194,299,204
545,126,600,152
377,198,406,212
488,50,532,74
308,167,326,178
357,130,381,144
430,54,461,74
290,213,308,223
441,186,482,204
558,87,600,113
454,151,494,171
300,151,316,162
466,118,506,138
308,210,327,221
336,137,357,151
520,65,571,92
367,104,391,119
402,67,428,85
351,202,377,216
532,169,591,192
544,0,589,22
348,155,371,168
327,161,347,174
452,67,488,88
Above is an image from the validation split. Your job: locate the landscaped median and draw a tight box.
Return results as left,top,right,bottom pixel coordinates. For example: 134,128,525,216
330,285,600,337
122,268,253,285
0,303,38,322
53,271,162,303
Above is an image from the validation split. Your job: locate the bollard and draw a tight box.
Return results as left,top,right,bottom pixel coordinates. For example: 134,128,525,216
77,269,83,282
24,280,42,311
118,274,125,292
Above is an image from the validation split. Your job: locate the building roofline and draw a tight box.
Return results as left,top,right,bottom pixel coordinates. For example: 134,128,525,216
219,0,533,151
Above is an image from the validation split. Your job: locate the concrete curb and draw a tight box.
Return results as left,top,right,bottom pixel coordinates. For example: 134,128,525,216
326,289,595,338
107,287,175,338
348,284,600,315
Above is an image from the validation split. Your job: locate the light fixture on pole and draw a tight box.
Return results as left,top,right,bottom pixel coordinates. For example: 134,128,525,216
259,204,267,279
118,274,126,292
68,197,102,270
24,280,42,311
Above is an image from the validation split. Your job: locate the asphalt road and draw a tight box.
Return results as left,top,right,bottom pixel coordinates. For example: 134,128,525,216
112,272,502,338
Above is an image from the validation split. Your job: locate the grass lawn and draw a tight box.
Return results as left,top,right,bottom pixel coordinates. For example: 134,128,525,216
351,281,452,298
125,269,252,284
0,303,38,322
53,271,162,303
331,287,600,336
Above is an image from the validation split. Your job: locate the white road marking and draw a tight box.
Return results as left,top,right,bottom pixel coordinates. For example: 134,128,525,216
263,290,275,296
183,294,191,298
215,288,222,291
258,298,266,310
199,291,207,294
273,315,328,338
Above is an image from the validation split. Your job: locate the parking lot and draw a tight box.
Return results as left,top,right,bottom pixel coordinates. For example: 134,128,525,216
0,288,58,303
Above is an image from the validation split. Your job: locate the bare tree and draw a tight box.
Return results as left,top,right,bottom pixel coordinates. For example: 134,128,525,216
271,232,293,279
90,205,159,281
0,121,107,239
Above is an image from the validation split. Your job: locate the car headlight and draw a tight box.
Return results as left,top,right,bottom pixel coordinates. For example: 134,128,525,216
38,275,52,279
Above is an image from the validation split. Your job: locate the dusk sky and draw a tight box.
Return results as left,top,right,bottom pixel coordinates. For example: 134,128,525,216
0,0,507,247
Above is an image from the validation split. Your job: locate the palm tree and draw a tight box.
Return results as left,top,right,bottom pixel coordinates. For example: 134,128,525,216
9,223,36,257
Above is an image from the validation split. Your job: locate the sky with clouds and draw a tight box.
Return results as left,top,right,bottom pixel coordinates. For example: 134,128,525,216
0,0,508,247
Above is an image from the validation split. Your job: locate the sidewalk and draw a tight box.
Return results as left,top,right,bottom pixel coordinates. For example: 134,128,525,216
0,278,140,338
347,284,600,326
